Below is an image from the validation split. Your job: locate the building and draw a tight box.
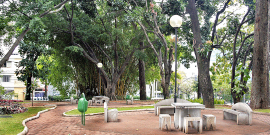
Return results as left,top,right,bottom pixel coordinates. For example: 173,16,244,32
0,50,26,100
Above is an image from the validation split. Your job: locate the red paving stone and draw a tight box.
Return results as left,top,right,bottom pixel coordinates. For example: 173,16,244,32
25,102,270,135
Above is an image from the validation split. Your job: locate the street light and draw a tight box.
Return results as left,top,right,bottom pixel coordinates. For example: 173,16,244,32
97,63,103,96
170,15,182,103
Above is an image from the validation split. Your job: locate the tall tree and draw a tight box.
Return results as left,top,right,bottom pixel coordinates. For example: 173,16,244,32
139,42,146,100
0,0,70,67
250,0,269,109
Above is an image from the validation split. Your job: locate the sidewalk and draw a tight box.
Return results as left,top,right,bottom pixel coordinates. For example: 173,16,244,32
25,102,270,135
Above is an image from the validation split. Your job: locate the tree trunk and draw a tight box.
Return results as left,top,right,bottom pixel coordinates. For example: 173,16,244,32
188,0,214,108
251,0,269,109
25,76,32,100
197,74,201,99
139,42,146,100
197,58,214,108
106,82,116,100
164,70,171,99
268,0,270,104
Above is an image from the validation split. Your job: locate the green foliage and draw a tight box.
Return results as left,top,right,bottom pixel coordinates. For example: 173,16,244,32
188,98,225,105
188,98,203,104
170,72,182,86
48,95,65,101
0,85,5,99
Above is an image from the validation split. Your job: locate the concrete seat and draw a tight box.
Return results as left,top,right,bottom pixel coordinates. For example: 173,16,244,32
104,102,118,122
126,97,133,105
203,114,216,130
157,106,175,116
88,100,92,106
183,117,202,134
159,114,171,131
223,102,252,125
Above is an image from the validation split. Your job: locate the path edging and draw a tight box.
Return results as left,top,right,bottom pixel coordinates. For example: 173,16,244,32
17,104,57,135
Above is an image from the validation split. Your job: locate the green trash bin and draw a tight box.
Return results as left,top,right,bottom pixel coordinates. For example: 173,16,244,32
126,95,130,100
78,93,88,125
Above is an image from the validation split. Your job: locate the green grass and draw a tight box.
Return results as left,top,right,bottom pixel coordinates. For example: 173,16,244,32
214,105,231,109
65,106,154,115
254,109,270,113
0,107,49,135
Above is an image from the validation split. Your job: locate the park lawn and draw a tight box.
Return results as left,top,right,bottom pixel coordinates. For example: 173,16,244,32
0,107,49,135
65,106,154,115
214,105,231,109
254,109,270,113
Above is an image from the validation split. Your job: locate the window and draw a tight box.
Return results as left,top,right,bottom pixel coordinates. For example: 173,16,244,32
3,61,12,68
3,75,11,82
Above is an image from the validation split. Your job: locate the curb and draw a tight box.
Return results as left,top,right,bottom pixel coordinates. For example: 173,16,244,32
63,108,154,117
17,104,57,135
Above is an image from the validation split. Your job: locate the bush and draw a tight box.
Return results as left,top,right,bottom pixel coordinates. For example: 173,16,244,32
0,100,28,114
188,98,203,104
188,98,225,104
48,95,65,101
214,98,225,104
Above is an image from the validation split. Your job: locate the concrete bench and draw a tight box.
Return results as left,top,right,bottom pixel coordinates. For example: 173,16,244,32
203,114,216,130
223,102,252,125
154,98,191,115
157,106,175,116
183,117,202,134
159,114,171,131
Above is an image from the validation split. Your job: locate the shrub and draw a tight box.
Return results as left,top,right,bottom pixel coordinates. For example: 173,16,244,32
188,98,225,104
0,100,28,114
48,95,64,101
188,98,203,104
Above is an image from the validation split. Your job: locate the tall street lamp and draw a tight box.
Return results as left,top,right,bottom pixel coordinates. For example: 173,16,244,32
170,15,182,103
97,63,103,96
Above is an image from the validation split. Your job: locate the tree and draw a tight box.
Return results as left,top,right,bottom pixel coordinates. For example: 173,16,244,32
15,42,50,100
135,1,181,99
36,54,52,98
250,0,269,109
0,0,70,67
230,2,255,103
139,42,146,100
42,0,150,99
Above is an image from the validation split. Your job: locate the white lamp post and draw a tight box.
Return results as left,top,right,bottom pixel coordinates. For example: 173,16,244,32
97,63,103,96
170,15,182,103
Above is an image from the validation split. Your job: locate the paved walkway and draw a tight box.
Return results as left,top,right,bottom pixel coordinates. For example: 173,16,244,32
25,102,270,135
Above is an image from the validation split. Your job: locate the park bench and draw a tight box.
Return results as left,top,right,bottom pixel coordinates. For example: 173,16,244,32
223,102,253,125
154,98,191,116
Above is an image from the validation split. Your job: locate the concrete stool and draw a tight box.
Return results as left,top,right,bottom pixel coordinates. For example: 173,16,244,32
203,114,216,130
127,100,132,105
183,117,202,134
108,109,118,122
88,100,92,106
159,114,171,131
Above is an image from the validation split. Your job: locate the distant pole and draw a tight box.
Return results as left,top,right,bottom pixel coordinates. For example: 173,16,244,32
31,75,33,106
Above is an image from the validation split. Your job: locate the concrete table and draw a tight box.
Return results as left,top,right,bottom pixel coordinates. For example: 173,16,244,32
171,103,205,131
92,96,110,105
